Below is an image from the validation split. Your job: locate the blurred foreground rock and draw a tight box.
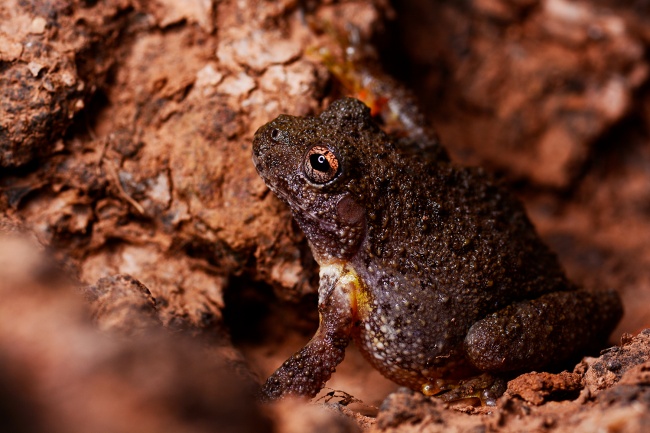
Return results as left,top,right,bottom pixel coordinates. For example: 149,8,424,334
0,225,271,433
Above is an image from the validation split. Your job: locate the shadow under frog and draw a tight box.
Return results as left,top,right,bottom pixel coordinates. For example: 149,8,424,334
251,98,622,404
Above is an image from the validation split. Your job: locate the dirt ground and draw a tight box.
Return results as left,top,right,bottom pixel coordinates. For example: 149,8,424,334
1,0,650,432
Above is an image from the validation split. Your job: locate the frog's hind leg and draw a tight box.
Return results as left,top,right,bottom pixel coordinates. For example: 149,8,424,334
464,290,622,374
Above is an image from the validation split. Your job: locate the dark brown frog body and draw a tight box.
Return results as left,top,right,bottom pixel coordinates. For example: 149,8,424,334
252,98,622,402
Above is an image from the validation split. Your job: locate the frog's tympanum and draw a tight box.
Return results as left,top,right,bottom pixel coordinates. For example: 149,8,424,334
252,98,622,403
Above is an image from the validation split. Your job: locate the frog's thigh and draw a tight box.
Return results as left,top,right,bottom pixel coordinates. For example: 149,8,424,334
464,290,622,373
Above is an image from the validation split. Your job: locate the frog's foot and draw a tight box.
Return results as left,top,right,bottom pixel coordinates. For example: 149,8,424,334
261,339,347,401
421,374,506,406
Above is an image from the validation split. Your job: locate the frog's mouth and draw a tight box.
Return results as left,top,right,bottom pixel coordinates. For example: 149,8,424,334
273,184,338,232
253,155,339,233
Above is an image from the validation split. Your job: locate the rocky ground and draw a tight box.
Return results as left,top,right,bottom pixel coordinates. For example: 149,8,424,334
1,0,650,432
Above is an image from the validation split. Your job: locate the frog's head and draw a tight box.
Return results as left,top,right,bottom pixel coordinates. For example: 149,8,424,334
252,98,392,264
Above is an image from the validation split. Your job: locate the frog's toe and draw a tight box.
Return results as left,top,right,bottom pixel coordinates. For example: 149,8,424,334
429,374,505,406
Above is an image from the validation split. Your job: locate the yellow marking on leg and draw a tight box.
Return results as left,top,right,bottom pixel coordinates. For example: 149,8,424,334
319,263,372,320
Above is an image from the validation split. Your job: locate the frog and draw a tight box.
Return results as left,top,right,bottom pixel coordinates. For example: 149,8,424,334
251,97,623,404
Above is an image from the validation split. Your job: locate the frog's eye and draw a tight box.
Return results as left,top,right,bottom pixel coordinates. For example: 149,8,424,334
304,145,340,184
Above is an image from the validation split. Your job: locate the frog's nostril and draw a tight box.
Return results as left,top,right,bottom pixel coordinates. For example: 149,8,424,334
270,128,280,140
255,141,270,156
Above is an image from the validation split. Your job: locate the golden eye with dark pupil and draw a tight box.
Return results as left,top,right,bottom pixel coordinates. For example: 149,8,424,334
304,145,340,184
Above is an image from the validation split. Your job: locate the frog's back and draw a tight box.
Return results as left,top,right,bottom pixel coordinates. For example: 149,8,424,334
356,151,571,303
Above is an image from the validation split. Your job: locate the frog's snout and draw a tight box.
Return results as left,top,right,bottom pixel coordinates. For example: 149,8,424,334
252,124,268,158
252,125,271,175
254,121,285,157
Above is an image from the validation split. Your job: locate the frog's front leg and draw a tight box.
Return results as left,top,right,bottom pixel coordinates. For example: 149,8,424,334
261,265,357,401
464,289,622,373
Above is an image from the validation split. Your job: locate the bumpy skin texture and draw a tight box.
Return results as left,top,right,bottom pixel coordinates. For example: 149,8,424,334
252,98,623,401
